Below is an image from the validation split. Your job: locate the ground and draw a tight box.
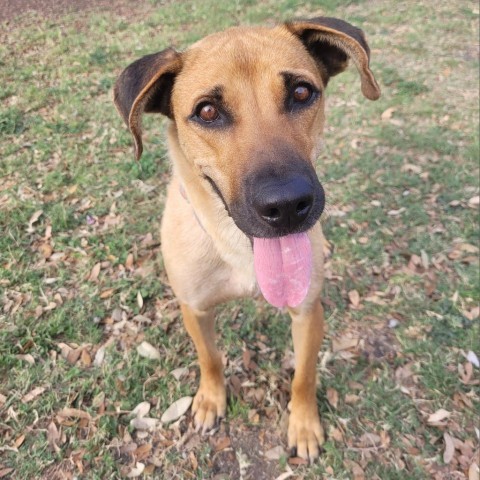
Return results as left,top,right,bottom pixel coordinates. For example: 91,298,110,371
0,1,479,479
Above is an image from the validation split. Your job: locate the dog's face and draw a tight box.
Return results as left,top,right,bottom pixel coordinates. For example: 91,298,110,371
172,27,327,238
114,18,380,239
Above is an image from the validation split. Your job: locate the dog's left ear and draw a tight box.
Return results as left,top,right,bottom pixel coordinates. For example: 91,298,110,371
114,48,183,159
285,17,380,100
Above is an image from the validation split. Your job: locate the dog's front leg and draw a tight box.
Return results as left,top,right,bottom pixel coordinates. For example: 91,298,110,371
288,298,325,461
181,304,226,433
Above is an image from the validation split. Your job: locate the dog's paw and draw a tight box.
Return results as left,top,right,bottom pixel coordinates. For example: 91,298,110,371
192,382,226,434
287,403,325,462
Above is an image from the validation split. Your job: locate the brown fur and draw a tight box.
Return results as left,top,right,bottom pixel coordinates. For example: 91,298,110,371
114,17,380,461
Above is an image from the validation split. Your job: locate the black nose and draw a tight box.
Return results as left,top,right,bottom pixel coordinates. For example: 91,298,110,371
253,177,314,230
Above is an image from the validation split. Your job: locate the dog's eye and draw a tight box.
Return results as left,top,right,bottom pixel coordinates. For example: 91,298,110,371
292,83,313,104
197,103,219,123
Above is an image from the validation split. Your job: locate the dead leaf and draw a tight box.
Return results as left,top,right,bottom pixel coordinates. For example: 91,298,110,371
134,443,152,460
288,457,308,465
125,253,134,270
14,434,25,448
427,408,451,425
348,289,360,308
0,469,14,478
131,401,151,418
443,432,455,464
100,288,115,299
189,451,198,471
27,210,43,232
264,445,285,460
212,436,231,452
88,263,101,282
381,107,396,121
345,394,360,404
161,396,192,423
38,242,53,259
58,407,91,420
468,195,479,207
344,459,365,480
130,417,158,430
47,421,61,453
80,349,91,366
469,462,479,480
136,341,161,360
401,163,422,174
22,386,46,403
332,335,359,352
274,471,295,480
127,462,145,478
327,388,339,409
137,291,143,309
466,351,479,368
170,367,188,380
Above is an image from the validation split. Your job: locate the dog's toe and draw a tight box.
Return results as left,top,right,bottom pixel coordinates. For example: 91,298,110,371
288,405,324,461
192,384,226,433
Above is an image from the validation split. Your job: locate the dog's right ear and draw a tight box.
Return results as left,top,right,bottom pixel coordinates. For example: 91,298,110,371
114,48,182,160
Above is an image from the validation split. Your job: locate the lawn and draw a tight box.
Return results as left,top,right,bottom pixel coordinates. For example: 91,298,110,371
0,1,479,479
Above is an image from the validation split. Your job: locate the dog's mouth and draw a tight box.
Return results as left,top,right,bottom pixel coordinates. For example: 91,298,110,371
204,168,324,309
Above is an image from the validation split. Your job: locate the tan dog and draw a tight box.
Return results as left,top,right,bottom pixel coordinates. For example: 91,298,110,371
114,17,380,461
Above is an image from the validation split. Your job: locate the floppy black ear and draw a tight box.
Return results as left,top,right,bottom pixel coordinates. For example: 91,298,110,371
285,17,380,100
114,48,182,160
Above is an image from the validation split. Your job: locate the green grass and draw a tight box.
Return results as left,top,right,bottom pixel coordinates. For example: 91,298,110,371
1,0,479,478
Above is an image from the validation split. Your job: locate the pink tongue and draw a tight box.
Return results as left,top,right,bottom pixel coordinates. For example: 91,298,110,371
253,232,312,308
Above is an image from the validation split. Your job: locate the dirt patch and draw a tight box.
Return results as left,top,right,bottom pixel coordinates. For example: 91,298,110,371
0,0,151,23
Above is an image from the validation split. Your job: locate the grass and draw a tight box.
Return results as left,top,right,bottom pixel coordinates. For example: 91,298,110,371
1,0,479,479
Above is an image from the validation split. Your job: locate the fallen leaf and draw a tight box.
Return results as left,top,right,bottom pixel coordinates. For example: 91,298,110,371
137,291,143,309
469,462,479,480
58,407,91,420
161,396,192,423
288,457,308,465
130,417,158,430
100,288,115,299
443,432,455,464
467,351,479,368
427,408,451,424
14,434,25,448
94,346,106,366
0,469,14,478
401,163,422,174
125,253,134,270
27,210,43,232
170,367,189,380
212,436,231,452
381,107,396,121
327,388,339,409
348,289,360,308
136,341,161,360
127,462,145,478
131,401,151,418
274,471,295,480
332,335,359,352
264,445,285,460
468,195,479,207
47,421,61,452
344,459,365,480
22,386,46,403
345,394,360,404
88,263,101,282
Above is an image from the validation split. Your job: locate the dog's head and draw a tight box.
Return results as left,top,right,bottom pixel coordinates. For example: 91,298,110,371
114,18,380,239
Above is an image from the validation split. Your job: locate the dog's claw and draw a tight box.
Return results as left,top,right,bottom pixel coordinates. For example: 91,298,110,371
191,382,226,434
287,404,324,461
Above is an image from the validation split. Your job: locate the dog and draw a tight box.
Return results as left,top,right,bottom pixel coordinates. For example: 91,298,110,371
114,17,380,461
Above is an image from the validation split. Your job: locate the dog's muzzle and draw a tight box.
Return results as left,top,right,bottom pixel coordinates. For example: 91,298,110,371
230,160,325,239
